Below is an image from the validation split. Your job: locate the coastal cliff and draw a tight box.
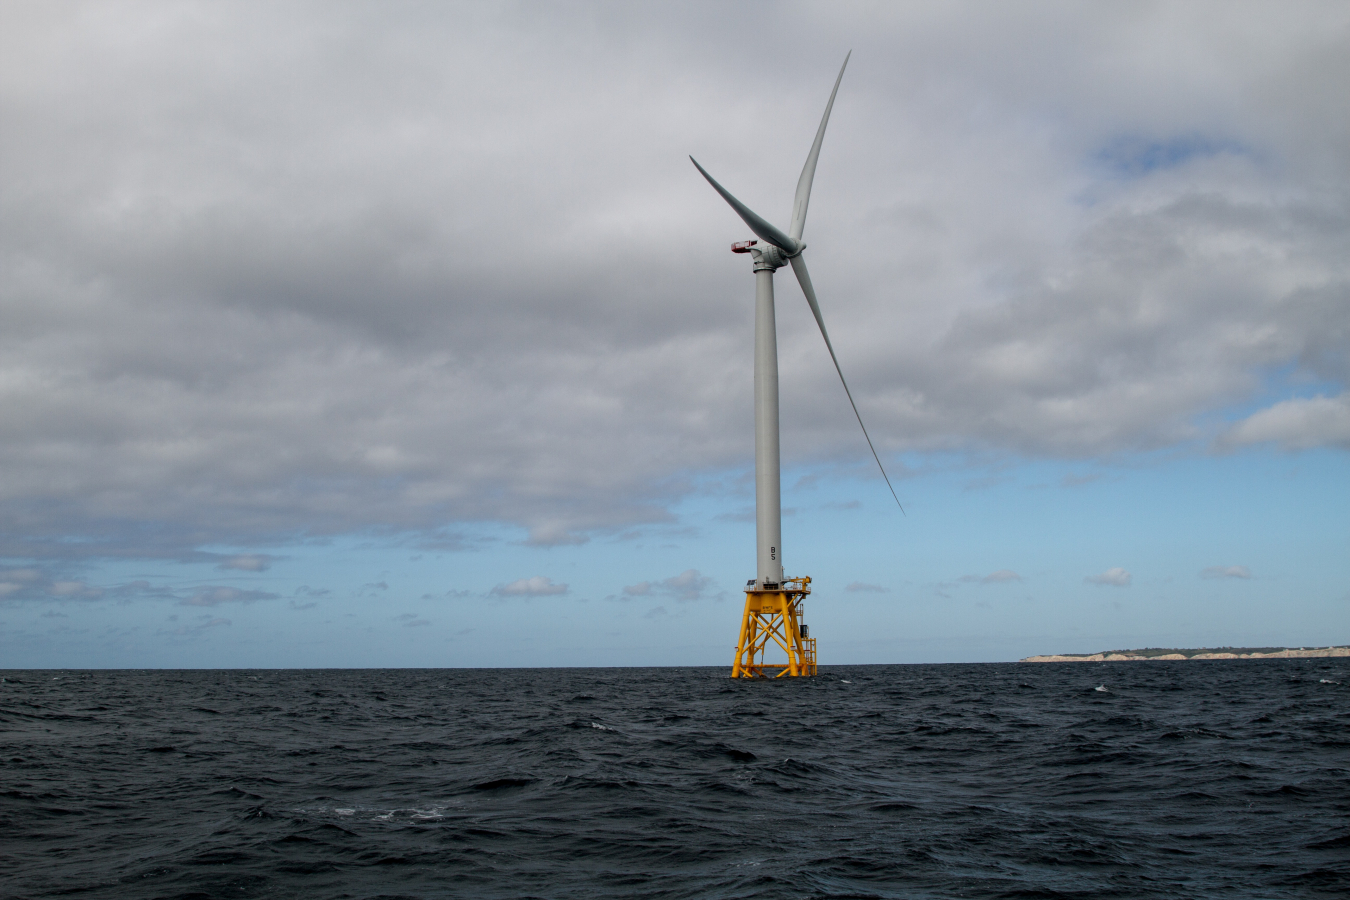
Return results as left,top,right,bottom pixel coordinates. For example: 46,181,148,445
1021,646,1350,662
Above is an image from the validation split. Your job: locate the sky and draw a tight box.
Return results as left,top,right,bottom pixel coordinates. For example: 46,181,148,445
1,1,1347,668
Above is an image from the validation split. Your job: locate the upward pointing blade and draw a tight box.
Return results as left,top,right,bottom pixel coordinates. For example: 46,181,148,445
789,253,905,513
789,52,850,243
690,157,799,254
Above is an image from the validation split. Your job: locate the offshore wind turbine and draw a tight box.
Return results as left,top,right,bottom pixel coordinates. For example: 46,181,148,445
691,53,901,677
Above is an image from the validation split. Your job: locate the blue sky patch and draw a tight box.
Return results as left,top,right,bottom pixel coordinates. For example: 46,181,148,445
1096,135,1247,178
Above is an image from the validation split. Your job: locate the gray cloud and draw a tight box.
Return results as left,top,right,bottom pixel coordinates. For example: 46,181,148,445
1,567,111,603
1201,565,1251,580
1,4,1347,562
216,554,276,572
845,582,888,593
622,569,716,603
48,581,105,599
161,615,232,637
0,569,282,608
0,568,43,600
178,587,279,607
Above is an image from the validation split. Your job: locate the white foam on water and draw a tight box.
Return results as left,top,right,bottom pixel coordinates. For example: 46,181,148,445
354,806,455,823
294,805,456,823
1095,685,1110,692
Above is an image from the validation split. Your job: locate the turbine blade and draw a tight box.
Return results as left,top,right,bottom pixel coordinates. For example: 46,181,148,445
790,253,904,514
690,156,798,253
789,51,850,243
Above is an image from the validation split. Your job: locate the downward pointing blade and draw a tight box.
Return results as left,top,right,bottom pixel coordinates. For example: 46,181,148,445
690,157,799,254
789,52,850,243
790,253,905,513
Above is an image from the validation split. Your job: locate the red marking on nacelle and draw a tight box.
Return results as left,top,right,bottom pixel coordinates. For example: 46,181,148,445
731,240,758,254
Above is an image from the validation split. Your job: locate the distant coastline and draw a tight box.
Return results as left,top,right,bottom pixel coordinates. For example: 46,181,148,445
1021,645,1350,662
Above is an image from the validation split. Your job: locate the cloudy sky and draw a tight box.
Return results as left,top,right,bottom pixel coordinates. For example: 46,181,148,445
2,1,1347,667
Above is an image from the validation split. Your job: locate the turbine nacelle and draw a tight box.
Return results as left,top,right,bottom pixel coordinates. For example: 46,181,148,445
730,239,805,262
744,242,797,271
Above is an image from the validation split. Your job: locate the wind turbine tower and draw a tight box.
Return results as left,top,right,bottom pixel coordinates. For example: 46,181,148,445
691,53,901,678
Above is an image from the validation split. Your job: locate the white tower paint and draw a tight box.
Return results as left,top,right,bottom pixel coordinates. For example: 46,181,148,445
753,262,784,586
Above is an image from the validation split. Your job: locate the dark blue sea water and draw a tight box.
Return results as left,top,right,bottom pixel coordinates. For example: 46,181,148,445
2,661,1348,899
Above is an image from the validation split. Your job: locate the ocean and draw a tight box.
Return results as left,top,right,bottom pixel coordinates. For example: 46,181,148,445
2,661,1347,899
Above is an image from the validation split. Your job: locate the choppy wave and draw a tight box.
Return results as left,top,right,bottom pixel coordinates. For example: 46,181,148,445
1,661,1346,898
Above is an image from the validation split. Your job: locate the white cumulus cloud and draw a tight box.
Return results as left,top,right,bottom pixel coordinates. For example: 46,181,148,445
982,570,1022,583
1219,395,1350,452
1086,567,1132,587
490,576,568,598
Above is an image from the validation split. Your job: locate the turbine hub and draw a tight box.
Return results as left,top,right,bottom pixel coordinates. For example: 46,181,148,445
749,243,789,272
